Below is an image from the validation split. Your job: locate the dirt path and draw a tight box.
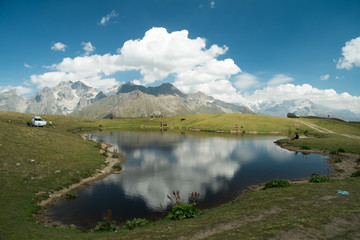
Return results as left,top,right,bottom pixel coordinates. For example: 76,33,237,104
177,207,282,240
297,120,360,140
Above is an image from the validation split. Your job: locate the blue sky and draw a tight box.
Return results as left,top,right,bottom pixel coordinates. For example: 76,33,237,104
1,0,359,112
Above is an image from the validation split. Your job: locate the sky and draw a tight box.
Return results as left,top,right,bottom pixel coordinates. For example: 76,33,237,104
1,0,360,113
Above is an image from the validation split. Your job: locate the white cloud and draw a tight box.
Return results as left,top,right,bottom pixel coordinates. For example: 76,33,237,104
24,63,32,68
337,36,360,70
210,1,215,8
99,10,118,26
242,84,360,114
0,85,33,95
30,70,118,91
31,27,241,94
234,72,259,90
51,42,67,52
81,42,95,55
26,27,360,116
320,74,330,80
267,74,294,86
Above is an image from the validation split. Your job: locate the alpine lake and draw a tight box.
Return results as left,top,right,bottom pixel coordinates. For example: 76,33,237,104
47,129,332,230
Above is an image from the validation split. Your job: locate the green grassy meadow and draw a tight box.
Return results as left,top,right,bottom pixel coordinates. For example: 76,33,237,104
1,111,360,239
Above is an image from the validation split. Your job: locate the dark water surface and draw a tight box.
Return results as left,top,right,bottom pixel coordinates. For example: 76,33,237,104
48,130,331,230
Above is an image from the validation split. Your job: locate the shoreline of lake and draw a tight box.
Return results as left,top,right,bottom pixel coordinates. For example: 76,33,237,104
36,139,127,229
36,134,359,231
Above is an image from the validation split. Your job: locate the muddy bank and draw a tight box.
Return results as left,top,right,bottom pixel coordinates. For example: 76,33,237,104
235,142,359,202
276,142,359,179
36,141,127,229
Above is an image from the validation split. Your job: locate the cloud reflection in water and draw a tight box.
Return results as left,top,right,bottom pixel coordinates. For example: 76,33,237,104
85,131,286,210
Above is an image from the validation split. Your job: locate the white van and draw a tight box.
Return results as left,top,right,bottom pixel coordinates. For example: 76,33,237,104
31,116,47,127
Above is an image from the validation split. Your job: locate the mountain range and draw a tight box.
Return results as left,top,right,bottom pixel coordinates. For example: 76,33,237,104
246,99,360,121
1,81,359,121
0,81,254,118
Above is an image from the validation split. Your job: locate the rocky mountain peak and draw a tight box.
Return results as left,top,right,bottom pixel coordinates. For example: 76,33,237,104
0,89,27,112
117,82,185,97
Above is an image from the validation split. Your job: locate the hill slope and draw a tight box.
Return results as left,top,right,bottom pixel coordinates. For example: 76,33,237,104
74,83,254,118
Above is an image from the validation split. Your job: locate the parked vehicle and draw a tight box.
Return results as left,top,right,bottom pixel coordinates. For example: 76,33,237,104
31,116,47,127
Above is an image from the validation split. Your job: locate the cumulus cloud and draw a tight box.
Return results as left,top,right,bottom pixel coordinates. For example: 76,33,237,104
320,74,330,80
31,27,241,95
51,42,67,52
82,42,95,55
210,1,215,8
234,72,259,90
99,10,118,26
267,74,294,86
24,63,32,68
0,85,33,95
337,36,360,70
242,84,360,114
30,69,118,91
28,27,360,116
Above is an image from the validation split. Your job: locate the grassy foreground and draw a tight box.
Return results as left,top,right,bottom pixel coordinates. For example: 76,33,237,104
0,111,360,239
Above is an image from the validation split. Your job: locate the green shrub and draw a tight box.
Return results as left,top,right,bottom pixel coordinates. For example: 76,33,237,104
338,147,346,153
123,218,149,230
167,191,201,220
65,192,77,200
263,179,290,189
112,164,122,171
334,158,343,163
351,171,360,177
301,146,311,150
309,173,331,183
167,203,201,220
94,220,117,232
101,152,109,157
330,147,346,154
356,158,360,164
338,147,345,153
111,154,120,158
94,209,118,232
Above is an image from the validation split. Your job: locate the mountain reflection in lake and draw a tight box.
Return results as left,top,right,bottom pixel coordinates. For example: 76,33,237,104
48,130,331,230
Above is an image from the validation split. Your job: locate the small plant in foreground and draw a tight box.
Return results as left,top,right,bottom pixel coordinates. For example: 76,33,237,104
263,179,290,189
309,173,332,183
301,146,311,150
112,164,122,171
351,171,360,178
356,158,360,164
334,158,343,163
65,192,77,200
337,147,346,153
111,154,120,158
167,190,201,220
101,152,109,157
123,218,149,230
94,209,118,232
330,147,346,154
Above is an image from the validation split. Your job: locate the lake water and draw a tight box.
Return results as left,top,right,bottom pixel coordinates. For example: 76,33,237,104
48,130,331,230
